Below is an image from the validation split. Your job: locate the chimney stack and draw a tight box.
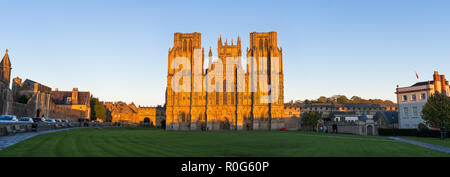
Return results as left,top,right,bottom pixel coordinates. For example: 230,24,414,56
72,88,79,105
441,75,447,95
433,71,440,91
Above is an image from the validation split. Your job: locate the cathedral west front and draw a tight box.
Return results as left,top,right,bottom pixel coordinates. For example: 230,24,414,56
166,32,297,131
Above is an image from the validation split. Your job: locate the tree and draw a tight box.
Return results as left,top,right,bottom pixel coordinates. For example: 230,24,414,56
304,99,311,104
336,95,349,104
351,96,362,103
301,111,322,128
90,96,106,121
317,96,327,103
422,92,450,128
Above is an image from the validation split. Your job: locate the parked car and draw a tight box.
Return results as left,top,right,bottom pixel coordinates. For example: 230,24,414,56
62,119,70,127
78,118,88,122
45,119,56,123
0,115,18,123
18,117,34,123
32,118,46,123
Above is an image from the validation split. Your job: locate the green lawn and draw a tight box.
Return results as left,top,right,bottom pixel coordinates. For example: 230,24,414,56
0,127,448,157
401,136,450,148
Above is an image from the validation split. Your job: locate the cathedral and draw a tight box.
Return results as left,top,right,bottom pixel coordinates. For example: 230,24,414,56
166,32,296,131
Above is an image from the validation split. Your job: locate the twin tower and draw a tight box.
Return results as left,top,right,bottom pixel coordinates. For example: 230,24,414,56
166,32,285,131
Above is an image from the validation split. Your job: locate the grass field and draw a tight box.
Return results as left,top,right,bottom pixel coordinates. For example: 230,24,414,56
0,127,448,157
401,136,450,148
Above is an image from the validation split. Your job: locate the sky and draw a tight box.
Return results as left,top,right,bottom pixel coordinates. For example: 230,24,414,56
0,0,449,106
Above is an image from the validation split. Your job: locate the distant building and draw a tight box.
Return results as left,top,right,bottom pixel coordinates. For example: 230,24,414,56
299,103,397,120
283,104,301,118
396,71,449,129
0,49,91,121
104,101,138,123
373,111,399,128
104,102,165,127
50,88,91,119
11,78,52,117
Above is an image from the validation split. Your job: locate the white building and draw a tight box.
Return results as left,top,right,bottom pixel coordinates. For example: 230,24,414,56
396,71,449,129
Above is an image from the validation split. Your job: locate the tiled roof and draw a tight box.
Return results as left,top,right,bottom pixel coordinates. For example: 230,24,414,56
411,81,434,87
373,111,398,124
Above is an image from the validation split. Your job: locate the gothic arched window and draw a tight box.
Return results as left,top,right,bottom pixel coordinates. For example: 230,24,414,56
259,39,263,51
189,40,192,51
264,39,268,50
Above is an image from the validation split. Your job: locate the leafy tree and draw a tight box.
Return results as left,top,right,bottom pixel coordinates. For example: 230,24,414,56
351,96,362,103
422,92,450,128
290,95,395,106
90,96,106,121
301,111,322,127
317,96,327,103
336,95,349,104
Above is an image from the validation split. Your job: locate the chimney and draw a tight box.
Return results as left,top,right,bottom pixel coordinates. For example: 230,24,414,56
433,71,440,92
72,88,79,105
441,75,447,95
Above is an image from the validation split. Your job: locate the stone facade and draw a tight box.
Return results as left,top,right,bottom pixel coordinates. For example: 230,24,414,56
0,49,90,121
0,50,12,115
166,32,296,131
104,102,165,127
299,103,397,120
104,102,138,123
50,88,91,119
396,71,449,129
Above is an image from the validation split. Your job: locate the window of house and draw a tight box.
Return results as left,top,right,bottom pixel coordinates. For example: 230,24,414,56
403,107,409,118
412,94,416,101
403,95,407,101
421,93,426,100
413,107,418,117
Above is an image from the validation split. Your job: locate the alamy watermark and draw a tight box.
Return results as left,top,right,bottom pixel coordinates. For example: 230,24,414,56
171,49,280,103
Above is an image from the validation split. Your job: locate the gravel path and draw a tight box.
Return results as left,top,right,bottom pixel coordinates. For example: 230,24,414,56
388,137,450,154
0,127,84,150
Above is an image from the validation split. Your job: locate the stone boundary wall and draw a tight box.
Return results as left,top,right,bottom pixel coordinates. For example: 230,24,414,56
332,125,362,135
167,118,300,131
0,122,124,137
10,102,37,117
49,105,86,122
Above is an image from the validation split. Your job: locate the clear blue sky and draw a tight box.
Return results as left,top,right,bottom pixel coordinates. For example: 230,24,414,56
1,0,449,106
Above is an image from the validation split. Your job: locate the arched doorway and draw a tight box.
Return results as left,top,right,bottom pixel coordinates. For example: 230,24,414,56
220,117,231,130
36,109,41,118
143,117,151,127
367,125,373,136
243,116,252,131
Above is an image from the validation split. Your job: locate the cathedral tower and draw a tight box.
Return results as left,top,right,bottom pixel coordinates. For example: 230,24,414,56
1,49,12,87
166,32,205,130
